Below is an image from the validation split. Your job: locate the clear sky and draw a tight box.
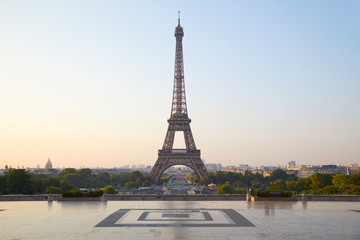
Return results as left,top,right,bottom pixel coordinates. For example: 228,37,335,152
1,1,359,169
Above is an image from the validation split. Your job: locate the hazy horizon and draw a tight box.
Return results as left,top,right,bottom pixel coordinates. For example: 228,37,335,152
1,1,359,169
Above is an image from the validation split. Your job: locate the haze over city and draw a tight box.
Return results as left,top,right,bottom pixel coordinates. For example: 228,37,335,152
1,1,359,169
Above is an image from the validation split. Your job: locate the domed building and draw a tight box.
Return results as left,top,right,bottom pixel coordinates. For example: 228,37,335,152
45,158,53,170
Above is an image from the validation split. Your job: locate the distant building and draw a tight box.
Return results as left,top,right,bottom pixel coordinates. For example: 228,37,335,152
239,164,251,171
205,164,222,172
287,166,302,175
250,169,272,177
348,164,360,175
45,158,53,170
257,166,279,172
297,165,347,178
287,161,296,168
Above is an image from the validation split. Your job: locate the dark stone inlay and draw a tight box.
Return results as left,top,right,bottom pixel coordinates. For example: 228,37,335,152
138,211,149,221
95,209,255,227
141,211,211,222
162,214,189,218
95,209,128,227
222,209,255,227
202,212,213,221
141,212,209,222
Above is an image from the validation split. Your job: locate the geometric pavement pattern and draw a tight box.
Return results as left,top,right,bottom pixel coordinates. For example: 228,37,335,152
95,209,255,227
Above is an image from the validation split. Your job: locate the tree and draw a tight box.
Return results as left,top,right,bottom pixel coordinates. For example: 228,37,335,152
270,169,297,181
319,186,341,194
142,177,152,187
269,179,286,191
215,171,228,185
348,173,360,186
340,184,360,195
217,182,233,194
124,182,137,189
33,177,61,193
310,173,333,189
286,181,297,192
128,171,144,182
94,172,111,187
332,174,348,189
44,186,62,194
0,176,7,194
270,169,288,181
199,176,210,185
295,178,312,192
111,173,129,187
58,168,77,178
160,174,171,184
30,173,49,181
186,173,198,184
63,173,82,188
243,171,254,187
78,168,94,188
60,180,74,192
217,185,223,194
6,169,35,194
103,185,118,194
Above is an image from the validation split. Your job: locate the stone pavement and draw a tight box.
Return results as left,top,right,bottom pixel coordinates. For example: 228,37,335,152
0,201,359,239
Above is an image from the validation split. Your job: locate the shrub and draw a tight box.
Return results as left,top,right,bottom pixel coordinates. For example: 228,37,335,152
233,188,246,194
253,191,270,197
87,190,103,197
62,189,104,197
217,182,234,194
253,190,292,197
103,186,118,194
62,190,83,198
44,186,62,194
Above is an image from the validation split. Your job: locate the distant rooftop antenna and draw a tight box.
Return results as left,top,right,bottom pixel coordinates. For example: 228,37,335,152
178,11,180,25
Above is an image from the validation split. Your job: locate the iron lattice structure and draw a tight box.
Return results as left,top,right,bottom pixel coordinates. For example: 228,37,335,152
150,14,209,183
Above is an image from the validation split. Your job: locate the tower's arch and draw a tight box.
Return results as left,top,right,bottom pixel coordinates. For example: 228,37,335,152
151,156,208,184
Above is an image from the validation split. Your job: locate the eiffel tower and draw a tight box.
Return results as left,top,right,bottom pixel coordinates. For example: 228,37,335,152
150,13,209,183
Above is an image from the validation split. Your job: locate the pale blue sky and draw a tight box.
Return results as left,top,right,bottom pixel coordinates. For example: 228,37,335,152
0,1,359,168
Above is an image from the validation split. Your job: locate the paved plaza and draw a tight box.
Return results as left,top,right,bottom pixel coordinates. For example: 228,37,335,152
0,200,359,239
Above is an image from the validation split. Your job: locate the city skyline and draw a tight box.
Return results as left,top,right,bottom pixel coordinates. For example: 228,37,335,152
1,1,359,168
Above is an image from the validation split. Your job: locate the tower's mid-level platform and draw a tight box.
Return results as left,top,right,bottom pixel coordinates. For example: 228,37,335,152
158,149,200,155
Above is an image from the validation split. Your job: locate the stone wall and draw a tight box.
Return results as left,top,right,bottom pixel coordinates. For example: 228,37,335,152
293,194,360,201
0,194,61,201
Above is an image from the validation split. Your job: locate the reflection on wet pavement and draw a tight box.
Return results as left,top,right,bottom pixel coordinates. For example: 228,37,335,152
0,201,359,240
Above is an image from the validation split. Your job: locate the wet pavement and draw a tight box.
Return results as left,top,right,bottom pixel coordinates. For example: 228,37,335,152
0,200,359,239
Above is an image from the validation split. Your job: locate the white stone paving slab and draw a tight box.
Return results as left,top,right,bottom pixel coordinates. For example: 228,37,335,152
0,201,359,239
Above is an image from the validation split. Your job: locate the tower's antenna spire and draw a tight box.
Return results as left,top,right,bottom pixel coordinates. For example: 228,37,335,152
178,11,180,25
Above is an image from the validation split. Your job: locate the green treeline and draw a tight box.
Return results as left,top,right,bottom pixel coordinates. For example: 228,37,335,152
195,170,360,195
0,168,152,195
274,173,360,194
1,168,360,195
196,169,297,190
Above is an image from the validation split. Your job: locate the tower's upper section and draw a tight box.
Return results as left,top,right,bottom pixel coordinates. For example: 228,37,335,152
174,12,184,38
170,12,188,120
